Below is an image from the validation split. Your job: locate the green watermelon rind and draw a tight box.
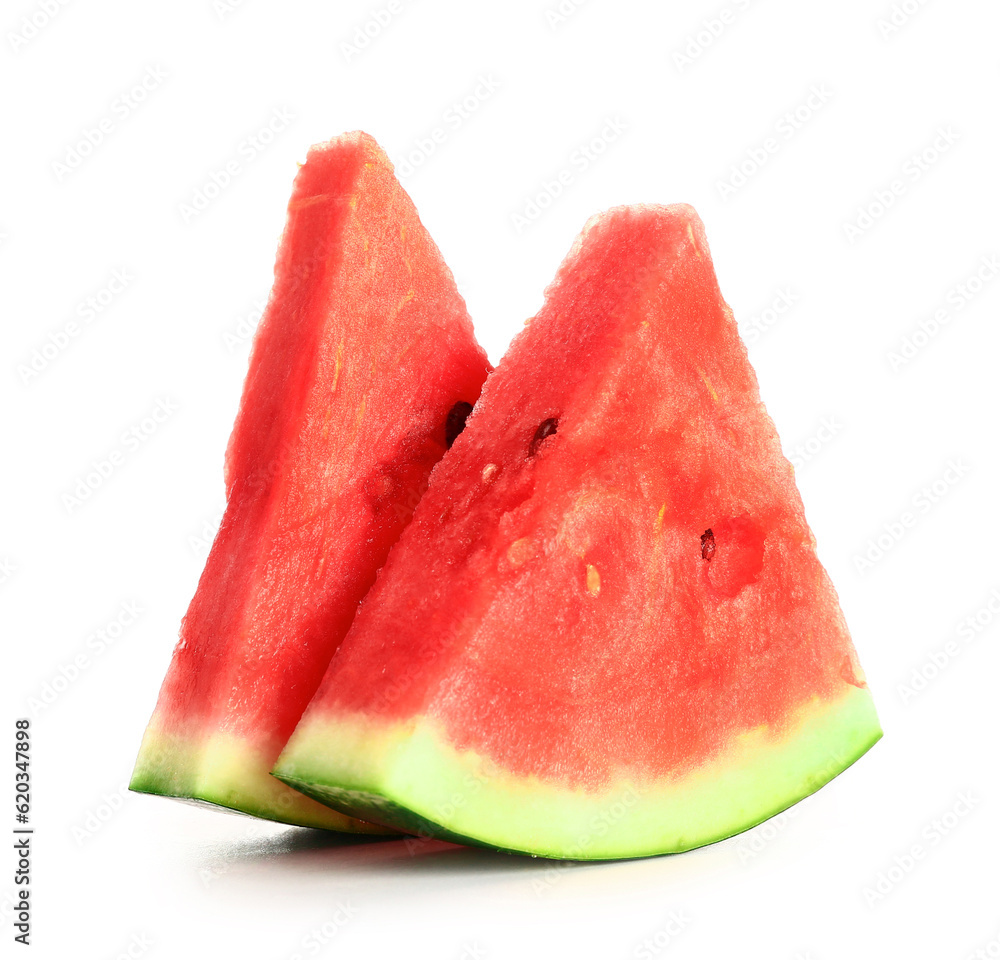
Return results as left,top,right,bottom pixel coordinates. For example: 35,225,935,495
129,727,396,834
272,684,881,859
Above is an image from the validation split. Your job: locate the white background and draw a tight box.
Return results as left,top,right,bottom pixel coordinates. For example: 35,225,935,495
2,0,999,957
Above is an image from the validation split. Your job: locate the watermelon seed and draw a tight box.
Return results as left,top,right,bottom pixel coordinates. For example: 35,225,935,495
529,417,559,456
507,537,534,567
445,401,474,448
701,529,716,561
586,564,601,597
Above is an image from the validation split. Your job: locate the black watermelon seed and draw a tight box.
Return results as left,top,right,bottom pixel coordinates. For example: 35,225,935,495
445,401,474,449
529,417,559,456
701,528,716,561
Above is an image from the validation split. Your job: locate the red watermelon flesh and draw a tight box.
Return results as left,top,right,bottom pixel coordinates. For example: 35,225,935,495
130,132,490,831
274,204,881,857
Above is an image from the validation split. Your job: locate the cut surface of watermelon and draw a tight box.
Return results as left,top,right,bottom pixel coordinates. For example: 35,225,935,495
274,204,881,856
130,132,490,830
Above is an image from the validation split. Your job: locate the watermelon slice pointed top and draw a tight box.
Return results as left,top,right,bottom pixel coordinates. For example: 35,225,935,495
273,203,882,858
130,132,490,831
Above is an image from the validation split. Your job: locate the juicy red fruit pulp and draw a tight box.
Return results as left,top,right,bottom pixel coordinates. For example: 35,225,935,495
145,133,489,763
304,205,866,793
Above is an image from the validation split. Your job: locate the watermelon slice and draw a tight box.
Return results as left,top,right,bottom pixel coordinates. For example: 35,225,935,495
130,132,490,831
273,204,882,857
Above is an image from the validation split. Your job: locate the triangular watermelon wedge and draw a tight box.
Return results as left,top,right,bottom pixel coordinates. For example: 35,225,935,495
274,204,882,857
130,132,491,831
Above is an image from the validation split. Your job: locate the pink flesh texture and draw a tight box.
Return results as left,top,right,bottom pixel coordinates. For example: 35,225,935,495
300,204,867,792
146,132,490,762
